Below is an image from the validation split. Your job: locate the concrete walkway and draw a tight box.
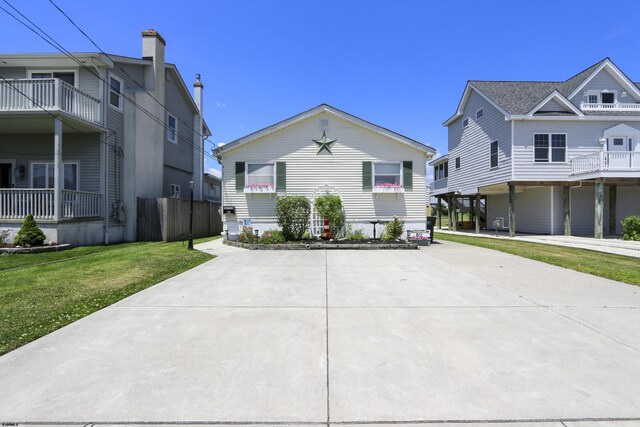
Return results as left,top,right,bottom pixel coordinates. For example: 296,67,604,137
436,228,640,258
0,239,639,425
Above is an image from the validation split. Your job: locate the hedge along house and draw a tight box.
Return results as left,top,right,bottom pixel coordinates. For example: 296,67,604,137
213,104,435,239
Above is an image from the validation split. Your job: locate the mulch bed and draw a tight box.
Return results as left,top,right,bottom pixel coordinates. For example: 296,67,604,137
0,244,72,254
223,239,420,250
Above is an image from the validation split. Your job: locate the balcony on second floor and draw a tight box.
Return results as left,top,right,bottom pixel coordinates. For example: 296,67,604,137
0,78,101,125
580,102,640,112
570,151,640,178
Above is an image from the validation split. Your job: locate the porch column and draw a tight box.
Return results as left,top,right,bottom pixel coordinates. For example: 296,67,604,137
53,118,63,221
594,179,604,239
475,193,481,234
447,194,453,230
436,196,442,230
508,183,516,237
451,195,457,231
563,186,571,236
609,185,617,236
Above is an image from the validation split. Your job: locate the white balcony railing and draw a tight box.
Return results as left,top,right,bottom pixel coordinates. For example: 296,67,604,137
570,151,640,175
580,102,640,111
0,189,101,220
0,78,101,124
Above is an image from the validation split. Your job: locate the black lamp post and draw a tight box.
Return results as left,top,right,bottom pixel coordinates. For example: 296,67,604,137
188,179,194,250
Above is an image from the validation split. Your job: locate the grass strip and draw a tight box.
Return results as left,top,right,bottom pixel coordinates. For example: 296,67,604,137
0,238,218,355
435,232,640,286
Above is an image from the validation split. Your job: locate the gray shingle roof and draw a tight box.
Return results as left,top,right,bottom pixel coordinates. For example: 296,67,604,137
469,59,619,115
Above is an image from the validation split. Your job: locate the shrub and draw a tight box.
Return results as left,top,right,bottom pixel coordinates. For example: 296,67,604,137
345,224,368,240
315,194,345,238
237,226,258,243
0,229,10,246
275,196,310,241
302,231,311,240
258,229,286,244
621,215,640,241
381,216,404,240
14,214,46,246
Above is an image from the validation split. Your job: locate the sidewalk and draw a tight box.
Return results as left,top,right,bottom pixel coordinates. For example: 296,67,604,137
436,228,640,258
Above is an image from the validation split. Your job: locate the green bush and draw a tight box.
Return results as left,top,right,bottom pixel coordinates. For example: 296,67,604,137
621,215,640,241
275,196,310,241
315,194,345,238
14,214,46,247
381,216,404,240
258,229,286,244
345,224,368,240
302,231,311,240
237,226,258,243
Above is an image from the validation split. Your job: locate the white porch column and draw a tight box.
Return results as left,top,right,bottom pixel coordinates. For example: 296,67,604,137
53,117,63,221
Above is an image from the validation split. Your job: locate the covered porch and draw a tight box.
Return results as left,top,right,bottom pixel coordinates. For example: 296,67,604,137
0,112,108,245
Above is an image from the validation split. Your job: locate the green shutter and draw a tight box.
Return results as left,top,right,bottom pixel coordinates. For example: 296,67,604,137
403,161,413,190
235,162,245,191
362,161,372,189
276,162,286,191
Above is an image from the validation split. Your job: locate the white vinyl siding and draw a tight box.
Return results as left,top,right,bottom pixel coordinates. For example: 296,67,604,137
570,68,630,107
220,112,427,222
447,89,511,195
513,121,640,180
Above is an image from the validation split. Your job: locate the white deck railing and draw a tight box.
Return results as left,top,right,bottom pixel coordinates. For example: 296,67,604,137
580,102,640,111
570,151,640,175
0,78,101,123
0,189,101,220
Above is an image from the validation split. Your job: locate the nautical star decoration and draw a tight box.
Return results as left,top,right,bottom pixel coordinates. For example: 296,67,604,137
312,131,337,154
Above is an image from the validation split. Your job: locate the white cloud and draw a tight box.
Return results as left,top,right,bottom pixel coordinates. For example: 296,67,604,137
207,167,222,178
216,101,226,108
216,141,226,147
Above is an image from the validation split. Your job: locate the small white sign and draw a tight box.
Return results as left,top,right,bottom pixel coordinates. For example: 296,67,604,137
408,230,431,240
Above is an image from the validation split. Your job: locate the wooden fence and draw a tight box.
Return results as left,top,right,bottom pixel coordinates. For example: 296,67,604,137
136,197,222,242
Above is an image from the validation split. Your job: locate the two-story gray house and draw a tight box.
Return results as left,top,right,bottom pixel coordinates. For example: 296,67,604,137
432,58,640,238
0,29,210,245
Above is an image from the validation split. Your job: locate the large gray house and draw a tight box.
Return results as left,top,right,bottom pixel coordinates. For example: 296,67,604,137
432,58,640,238
0,30,210,245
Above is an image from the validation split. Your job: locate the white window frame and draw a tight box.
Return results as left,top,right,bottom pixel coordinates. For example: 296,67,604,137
434,162,449,181
167,112,178,144
28,69,79,87
490,140,499,169
30,161,80,191
170,184,181,198
476,109,484,120
245,162,275,193
463,118,469,128
585,90,618,104
108,74,124,111
373,162,402,186
532,133,567,163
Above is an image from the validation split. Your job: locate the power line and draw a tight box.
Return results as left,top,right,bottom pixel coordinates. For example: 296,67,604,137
0,0,217,161
47,0,215,150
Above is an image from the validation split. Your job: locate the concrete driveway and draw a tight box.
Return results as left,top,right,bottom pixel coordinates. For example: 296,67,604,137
1,240,640,426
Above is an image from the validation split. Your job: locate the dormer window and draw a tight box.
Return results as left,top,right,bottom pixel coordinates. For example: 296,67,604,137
588,94,598,104
601,92,615,104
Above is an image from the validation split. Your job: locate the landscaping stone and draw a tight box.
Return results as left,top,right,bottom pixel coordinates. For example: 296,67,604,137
0,243,72,254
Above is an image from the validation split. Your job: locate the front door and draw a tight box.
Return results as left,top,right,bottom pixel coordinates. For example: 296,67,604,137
608,136,631,168
0,163,12,188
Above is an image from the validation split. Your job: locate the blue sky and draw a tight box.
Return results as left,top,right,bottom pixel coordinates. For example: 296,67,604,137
2,0,640,179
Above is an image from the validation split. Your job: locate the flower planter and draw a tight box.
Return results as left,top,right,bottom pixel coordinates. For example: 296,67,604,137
244,185,275,194
372,185,405,193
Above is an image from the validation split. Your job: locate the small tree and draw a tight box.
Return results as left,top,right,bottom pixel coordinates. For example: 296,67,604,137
622,215,640,241
14,214,46,246
315,194,345,238
275,196,311,241
381,216,404,240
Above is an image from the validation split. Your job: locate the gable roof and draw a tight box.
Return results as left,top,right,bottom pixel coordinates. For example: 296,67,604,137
213,104,435,158
444,58,640,124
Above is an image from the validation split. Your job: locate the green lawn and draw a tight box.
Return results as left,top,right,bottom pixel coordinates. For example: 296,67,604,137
435,232,640,286
0,236,219,355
